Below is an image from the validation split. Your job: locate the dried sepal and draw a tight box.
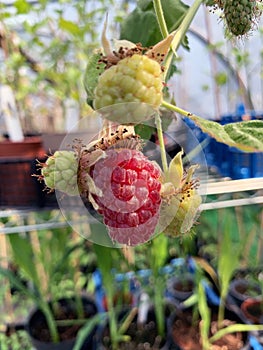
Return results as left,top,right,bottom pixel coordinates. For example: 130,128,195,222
145,32,175,64
113,39,137,52
98,26,174,72
101,14,112,56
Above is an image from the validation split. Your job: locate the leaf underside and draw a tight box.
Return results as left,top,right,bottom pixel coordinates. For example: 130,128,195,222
186,115,263,152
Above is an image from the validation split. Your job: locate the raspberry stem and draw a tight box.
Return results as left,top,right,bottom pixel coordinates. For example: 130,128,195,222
153,0,204,80
152,0,176,83
170,0,204,52
155,113,168,173
162,100,195,118
153,0,169,38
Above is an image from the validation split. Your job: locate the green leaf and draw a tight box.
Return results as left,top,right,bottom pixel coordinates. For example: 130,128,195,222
58,18,81,35
210,324,263,344
13,0,30,14
135,124,155,140
214,72,228,86
217,213,240,299
120,0,189,48
198,283,211,348
151,234,168,273
93,244,114,289
0,266,38,301
186,115,263,152
120,7,158,47
138,0,153,11
83,51,105,104
224,120,263,151
8,234,40,289
73,313,107,350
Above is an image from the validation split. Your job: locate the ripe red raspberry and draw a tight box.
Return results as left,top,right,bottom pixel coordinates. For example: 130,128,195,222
91,148,162,246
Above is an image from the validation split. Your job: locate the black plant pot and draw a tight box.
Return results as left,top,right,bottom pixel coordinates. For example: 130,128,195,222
228,279,262,307
228,280,263,348
166,274,195,307
27,296,98,350
94,306,178,350
241,298,263,325
167,306,250,350
28,331,76,350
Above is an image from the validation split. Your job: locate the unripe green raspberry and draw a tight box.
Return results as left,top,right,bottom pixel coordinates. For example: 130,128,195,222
223,0,259,36
94,54,163,123
41,151,79,196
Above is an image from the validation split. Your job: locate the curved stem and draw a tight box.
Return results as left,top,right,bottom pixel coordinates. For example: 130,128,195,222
162,99,194,118
171,0,204,52
209,324,263,344
153,0,204,82
152,0,178,81
163,50,175,82
155,113,168,173
153,0,169,38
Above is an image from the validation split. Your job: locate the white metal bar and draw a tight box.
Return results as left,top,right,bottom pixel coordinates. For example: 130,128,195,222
199,177,263,195
0,178,262,235
200,196,263,211
0,218,99,235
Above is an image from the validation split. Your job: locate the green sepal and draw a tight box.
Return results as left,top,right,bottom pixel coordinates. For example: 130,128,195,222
83,51,105,106
166,149,184,187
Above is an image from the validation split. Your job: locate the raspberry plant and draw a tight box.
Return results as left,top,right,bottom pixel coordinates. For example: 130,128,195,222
39,0,263,349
